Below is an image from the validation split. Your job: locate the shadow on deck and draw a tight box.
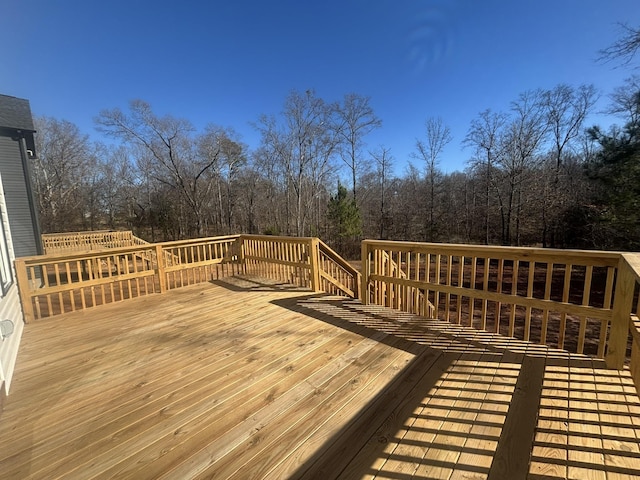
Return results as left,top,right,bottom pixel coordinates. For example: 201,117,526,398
1,276,639,480
271,292,640,479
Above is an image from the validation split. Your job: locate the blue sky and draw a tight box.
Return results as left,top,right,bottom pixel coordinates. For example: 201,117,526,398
2,0,639,173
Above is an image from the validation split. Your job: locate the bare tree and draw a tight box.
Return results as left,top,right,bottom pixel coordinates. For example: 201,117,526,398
256,90,339,236
464,110,508,244
413,117,452,241
96,100,228,237
544,84,598,174
607,75,640,127
370,146,394,239
335,93,382,203
32,116,100,232
541,84,598,246
196,126,246,234
599,23,640,67
98,145,135,229
497,90,549,245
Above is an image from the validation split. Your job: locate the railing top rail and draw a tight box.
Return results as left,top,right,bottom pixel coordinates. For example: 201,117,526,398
41,230,116,237
156,234,240,248
18,245,158,264
362,239,622,265
240,234,315,243
19,234,241,264
318,239,360,278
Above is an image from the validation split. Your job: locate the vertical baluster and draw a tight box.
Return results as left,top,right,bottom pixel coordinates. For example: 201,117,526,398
445,255,452,322
495,258,504,334
509,260,519,337
65,261,75,312
119,254,125,297
577,265,593,354
469,257,477,327
598,267,615,358
557,264,573,350
425,253,431,317
87,260,97,307
77,260,86,310
540,263,554,345
434,254,441,318
414,252,421,315
480,257,490,331
524,261,535,342
456,256,464,324
54,263,64,314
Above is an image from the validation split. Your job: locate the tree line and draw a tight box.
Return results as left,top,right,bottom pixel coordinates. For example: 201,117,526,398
30,77,640,256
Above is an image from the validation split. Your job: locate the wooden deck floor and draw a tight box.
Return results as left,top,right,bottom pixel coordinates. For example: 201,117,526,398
1,276,639,480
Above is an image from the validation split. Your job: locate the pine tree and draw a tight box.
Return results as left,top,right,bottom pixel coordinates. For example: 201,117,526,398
327,183,362,255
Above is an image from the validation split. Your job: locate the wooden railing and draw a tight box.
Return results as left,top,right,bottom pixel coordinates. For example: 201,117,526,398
378,249,435,317
41,230,144,253
318,239,360,298
161,235,241,289
15,234,361,322
240,235,316,289
239,235,360,298
15,235,241,322
614,254,640,391
20,233,639,382
361,240,629,361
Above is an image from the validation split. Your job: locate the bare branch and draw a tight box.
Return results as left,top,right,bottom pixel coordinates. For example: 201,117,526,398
598,23,640,68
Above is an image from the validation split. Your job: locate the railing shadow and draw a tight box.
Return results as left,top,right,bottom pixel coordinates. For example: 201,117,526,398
210,275,314,293
260,292,640,479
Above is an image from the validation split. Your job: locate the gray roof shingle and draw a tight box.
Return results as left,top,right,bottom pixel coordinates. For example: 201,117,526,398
0,94,35,131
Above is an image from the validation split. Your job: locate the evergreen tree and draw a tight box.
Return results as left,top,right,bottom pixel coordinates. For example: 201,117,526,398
586,118,640,249
327,183,362,255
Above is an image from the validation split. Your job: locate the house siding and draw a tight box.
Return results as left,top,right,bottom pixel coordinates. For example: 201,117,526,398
0,94,41,406
0,284,24,394
0,136,39,259
0,171,24,396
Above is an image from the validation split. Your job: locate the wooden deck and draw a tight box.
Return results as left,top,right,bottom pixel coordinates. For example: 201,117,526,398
1,276,639,480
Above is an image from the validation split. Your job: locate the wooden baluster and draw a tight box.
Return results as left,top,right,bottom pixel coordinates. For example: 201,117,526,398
524,261,535,342
480,257,490,331
414,252,421,315
434,254,441,318
557,264,572,350
509,260,519,338
445,255,452,323
77,260,86,310
53,263,63,315
577,265,593,354
599,266,616,358
540,262,553,345
65,261,75,312
456,256,464,324
469,257,477,328
495,258,504,334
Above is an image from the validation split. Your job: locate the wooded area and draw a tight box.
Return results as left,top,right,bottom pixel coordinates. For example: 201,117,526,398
30,77,640,257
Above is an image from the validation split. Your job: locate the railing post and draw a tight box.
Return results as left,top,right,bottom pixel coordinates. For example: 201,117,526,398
14,258,34,324
606,256,635,369
237,235,246,275
309,238,321,292
155,244,167,294
360,241,369,304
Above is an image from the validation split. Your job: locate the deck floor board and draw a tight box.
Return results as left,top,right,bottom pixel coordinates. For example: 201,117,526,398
1,276,639,480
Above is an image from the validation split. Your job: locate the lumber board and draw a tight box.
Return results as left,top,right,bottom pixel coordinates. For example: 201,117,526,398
2,278,640,479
